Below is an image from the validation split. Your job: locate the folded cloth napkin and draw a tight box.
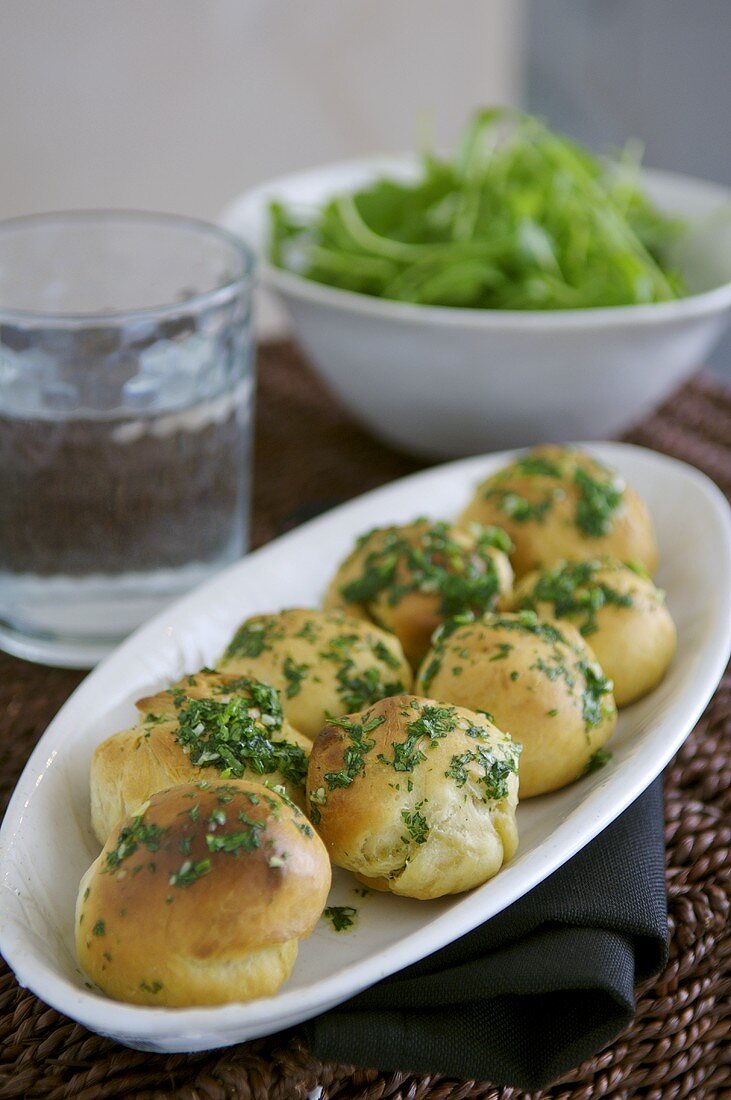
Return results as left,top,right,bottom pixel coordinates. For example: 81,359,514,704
303,778,668,1091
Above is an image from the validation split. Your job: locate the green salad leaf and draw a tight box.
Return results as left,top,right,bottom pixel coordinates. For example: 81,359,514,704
269,108,685,310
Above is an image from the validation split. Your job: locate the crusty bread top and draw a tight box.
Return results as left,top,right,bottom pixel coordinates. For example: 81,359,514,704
79,780,331,970
457,445,658,578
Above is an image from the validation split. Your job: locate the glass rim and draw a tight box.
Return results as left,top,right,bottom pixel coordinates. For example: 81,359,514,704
0,209,256,326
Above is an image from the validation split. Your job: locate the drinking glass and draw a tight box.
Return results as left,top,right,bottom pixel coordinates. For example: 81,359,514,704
0,211,255,667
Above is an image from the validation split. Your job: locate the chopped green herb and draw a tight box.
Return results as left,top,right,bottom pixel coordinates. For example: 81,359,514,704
173,693,307,787
92,919,106,937
104,814,167,872
519,559,633,636
323,905,357,932
574,467,624,537
205,812,265,855
338,519,507,622
282,656,309,698
584,747,613,775
372,639,403,670
169,858,212,887
225,620,270,658
489,642,513,661
294,619,319,642
336,660,404,712
445,741,520,800
401,804,430,845
378,704,457,772
483,487,557,524
578,661,615,730
139,980,163,994
324,712,384,790
514,454,564,478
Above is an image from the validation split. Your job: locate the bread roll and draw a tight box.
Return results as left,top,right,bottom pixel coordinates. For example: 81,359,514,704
324,519,513,667
513,557,676,706
306,695,519,899
416,612,617,798
457,446,658,578
91,672,310,845
218,608,412,738
76,780,331,1006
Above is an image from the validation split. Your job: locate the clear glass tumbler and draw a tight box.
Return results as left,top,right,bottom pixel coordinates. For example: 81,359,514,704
0,211,255,667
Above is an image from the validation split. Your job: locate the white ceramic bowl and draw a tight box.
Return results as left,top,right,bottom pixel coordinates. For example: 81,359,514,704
223,157,731,458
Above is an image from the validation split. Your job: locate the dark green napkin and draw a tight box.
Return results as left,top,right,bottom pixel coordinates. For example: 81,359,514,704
303,779,668,1091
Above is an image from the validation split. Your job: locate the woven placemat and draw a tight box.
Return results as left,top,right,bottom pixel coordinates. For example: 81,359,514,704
0,343,729,1100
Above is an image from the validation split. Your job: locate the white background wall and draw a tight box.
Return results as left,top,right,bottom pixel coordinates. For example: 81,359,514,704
0,0,525,223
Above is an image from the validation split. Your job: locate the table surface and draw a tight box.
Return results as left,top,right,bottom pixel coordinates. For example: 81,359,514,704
0,343,729,1100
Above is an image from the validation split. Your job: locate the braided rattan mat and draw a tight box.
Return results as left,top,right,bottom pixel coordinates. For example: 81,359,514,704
1,343,729,1100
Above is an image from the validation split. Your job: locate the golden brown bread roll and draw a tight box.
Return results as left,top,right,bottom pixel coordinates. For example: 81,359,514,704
416,612,617,798
76,780,331,1006
512,557,676,707
91,672,310,845
323,519,513,667
457,446,658,579
306,695,519,899
218,607,412,738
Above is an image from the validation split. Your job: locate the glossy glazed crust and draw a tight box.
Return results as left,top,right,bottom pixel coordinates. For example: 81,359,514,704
513,558,677,707
306,694,519,900
416,615,617,798
218,607,412,738
323,520,513,667
76,781,331,1007
457,446,658,578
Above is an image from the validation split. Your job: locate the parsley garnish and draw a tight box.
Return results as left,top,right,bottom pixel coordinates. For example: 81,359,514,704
173,694,307,787
483,487,557,524
378,704,457,772
578,661,614,730
514,454,563,478
323,906,357,932
519,559,633,636
139,980,163,994
584,747,613,775
324,712,384,790
336,660,403,712
225,620,270,658
401,804,429,845
169,858,212,887
282,656,309,698
445,742,519,800
574,467,624,537
372,640,402,670
104,815,167,872
339,519,507,621
205,816,264,854
92,919,106,936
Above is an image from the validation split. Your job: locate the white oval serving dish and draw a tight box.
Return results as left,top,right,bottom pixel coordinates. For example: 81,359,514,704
1,442,730,1053
223,159,731,458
